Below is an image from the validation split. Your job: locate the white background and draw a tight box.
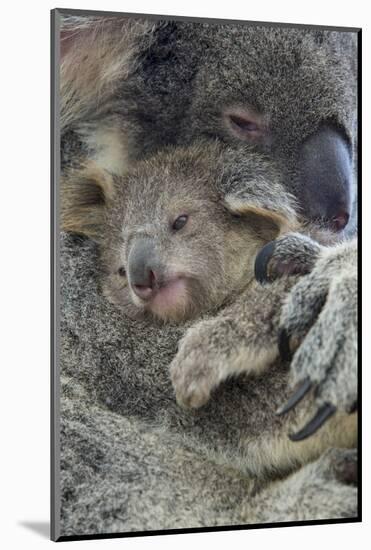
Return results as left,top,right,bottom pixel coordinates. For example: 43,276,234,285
1,0,368,548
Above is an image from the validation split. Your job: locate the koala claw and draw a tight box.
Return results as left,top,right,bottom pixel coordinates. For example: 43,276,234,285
258,235,357,439
277,378,337,440
276,377,312,416
278,327,293,362
289,402,337,441
254,241,277,283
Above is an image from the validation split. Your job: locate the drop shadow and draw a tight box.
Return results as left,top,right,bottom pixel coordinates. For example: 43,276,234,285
19,521,50,539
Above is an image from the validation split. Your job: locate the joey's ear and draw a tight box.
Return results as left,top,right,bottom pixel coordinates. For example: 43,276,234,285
224,190,299,242
61,162,115,241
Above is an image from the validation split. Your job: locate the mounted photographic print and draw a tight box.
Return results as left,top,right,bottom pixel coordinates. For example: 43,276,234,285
51,8,361,542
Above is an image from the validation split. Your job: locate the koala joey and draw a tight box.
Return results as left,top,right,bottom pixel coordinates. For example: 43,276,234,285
62,140,357,444
62,140,295,320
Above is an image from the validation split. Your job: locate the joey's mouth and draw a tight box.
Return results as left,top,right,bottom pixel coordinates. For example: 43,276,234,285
152,277,188,306
130,276,194,321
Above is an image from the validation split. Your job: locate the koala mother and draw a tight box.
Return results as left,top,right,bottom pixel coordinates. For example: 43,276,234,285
61,14,358,431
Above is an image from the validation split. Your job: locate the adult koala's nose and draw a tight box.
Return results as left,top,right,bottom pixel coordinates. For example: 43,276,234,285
298,124,353,232
128,238,162,300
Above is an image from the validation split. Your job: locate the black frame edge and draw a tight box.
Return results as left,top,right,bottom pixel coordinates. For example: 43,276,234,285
356,27,362,523
51,7,61,543
56,517,360,543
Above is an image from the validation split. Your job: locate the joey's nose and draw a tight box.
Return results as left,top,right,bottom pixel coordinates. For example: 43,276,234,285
132,270,156,300
128,238,161,301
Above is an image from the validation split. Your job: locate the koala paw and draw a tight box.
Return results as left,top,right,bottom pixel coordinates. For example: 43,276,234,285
256,235,358,440
169,327,220,409
254,233,321,283
170,355,216,409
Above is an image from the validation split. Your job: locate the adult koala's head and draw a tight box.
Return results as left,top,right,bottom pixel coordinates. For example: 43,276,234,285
123,22,358,234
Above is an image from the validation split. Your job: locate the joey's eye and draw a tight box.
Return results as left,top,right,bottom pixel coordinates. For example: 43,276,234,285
118,266,126,277
172,214,188,231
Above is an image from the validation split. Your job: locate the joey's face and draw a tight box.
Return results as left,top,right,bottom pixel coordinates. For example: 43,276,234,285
62,142,295,323
100,151,271,323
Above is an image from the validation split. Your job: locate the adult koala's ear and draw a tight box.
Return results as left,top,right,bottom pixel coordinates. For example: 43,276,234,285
223,183,299,242
61,162,115,241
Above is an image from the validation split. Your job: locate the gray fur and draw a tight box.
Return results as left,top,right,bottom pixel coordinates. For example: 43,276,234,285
58,14,358,536
278,236,357,412
59,144,357,535
60,232,357,536
246,449,358,523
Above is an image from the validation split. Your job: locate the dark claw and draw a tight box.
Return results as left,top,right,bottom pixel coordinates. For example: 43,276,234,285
278,328,293,362
289,403,337,441
276,377,312,416
254,241,276,283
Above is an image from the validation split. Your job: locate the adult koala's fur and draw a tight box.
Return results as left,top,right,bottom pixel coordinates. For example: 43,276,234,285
57,12,358,536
